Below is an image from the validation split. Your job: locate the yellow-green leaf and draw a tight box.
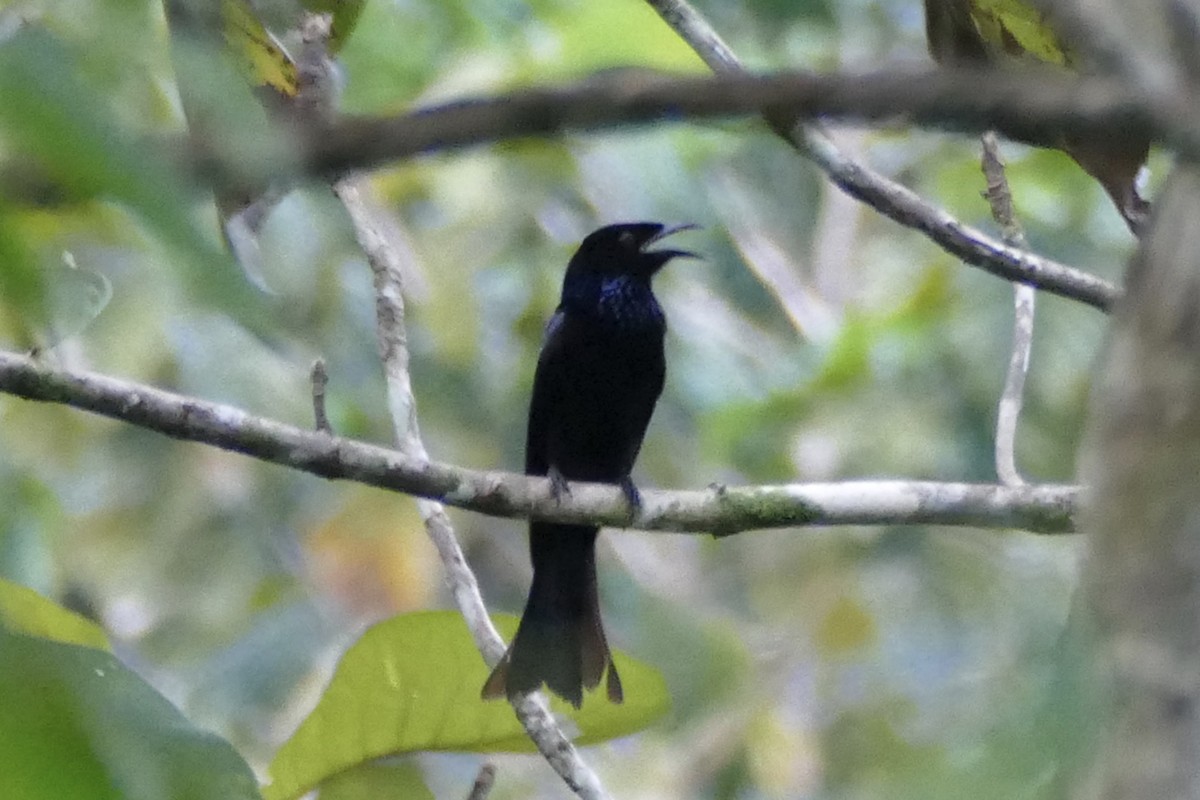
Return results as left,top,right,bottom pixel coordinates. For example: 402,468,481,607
924,0,1069,66
970,0,1068,65
317,760,434,800
223,0,298,97
264,611,670,800
0,578,109,652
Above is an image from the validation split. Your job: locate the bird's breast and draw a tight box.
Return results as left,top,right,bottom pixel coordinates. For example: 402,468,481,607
595,277,665,333
541,318,665,481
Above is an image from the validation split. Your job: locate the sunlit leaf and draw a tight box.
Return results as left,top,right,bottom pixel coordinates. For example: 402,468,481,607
970,0,1068,65
0,629,262,800
264,611,670,800
223,0,298,98
0,578,109,651
923,0,1067,66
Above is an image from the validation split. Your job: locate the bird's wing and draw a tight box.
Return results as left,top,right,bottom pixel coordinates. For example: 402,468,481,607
616,339,665,474
524,309,571,476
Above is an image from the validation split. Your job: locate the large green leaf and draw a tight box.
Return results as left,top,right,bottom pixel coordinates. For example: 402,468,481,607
0,628,262,800
0,578,110,651
316,760,435,800
264,610,671,800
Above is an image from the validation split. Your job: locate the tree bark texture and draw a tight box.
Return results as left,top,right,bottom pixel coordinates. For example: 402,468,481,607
1081,163,1200,799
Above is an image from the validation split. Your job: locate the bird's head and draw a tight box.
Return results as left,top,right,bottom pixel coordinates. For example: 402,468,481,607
567,222,699,279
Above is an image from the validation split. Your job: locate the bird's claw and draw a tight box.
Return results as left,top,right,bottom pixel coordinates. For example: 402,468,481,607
618,476,642,511
548,466,571,502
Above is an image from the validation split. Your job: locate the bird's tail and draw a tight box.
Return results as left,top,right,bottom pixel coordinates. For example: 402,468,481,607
481,523,623,709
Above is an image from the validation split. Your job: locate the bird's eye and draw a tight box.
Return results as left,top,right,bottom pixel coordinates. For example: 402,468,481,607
618,231,635,248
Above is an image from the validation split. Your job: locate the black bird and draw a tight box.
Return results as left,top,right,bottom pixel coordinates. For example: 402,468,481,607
481,222,696,708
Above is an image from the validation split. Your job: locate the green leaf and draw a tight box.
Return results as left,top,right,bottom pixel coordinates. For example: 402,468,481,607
0,628,262,800
223,0,298,97
317,760,435,800
264,610,670,800
971,0,1068,65
0,578,110,651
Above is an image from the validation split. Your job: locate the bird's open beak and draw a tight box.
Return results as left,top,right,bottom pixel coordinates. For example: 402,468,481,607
641,223,701,260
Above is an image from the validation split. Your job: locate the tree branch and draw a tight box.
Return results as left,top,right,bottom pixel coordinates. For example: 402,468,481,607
0,350,1079,535
644,0,1118,314
980,132,1034,487
292,70,1173,178
256,65,1139,310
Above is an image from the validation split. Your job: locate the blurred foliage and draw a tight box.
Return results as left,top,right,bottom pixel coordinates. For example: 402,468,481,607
0,0,1131,797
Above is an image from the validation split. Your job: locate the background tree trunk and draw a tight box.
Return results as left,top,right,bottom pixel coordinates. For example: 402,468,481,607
1080,163,1200,799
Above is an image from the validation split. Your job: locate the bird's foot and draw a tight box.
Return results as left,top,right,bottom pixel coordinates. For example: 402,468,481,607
548,466,571,502
618,476,642,511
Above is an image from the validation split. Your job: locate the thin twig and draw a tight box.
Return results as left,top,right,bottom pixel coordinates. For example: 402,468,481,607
332,176,610,799
639,0,1119,313
310,358,331,433
980,133,1034,487
466,763,497,800
0,349,1080,534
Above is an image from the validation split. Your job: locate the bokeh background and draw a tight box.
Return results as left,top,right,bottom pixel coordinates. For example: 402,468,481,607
0,0,1141,797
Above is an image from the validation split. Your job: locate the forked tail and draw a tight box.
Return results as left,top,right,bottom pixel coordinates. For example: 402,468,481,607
481,523,622,708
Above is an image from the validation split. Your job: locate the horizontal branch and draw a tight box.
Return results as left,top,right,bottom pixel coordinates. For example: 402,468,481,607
0,351,1079,534
798,132,1118,311
263,66,1131,310
296,68,1175,176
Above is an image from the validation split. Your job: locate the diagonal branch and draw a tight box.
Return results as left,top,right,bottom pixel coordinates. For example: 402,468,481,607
0,350,1079,535
641,0,1121,312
